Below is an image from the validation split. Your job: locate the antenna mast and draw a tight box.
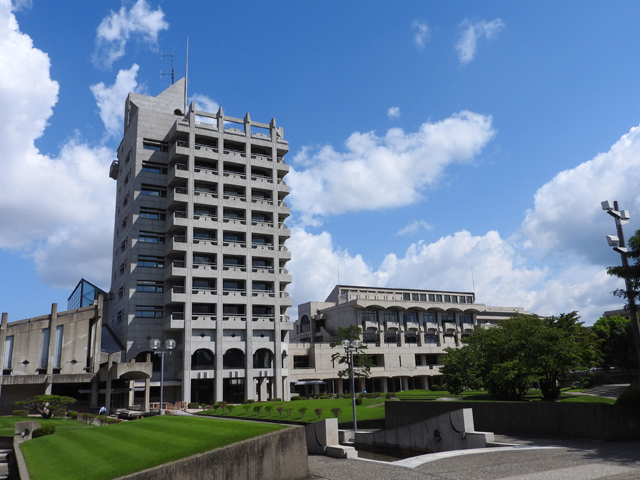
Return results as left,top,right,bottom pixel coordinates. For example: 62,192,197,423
184,37,189,114
160,52,174,84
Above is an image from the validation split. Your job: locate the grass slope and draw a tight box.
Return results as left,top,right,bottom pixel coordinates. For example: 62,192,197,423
395,388,616,404
20,416,285,480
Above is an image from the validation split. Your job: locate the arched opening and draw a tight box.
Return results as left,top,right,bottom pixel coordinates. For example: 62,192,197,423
253,348,273,368
191,349,215,370
300,315,311,333
223,348,244,369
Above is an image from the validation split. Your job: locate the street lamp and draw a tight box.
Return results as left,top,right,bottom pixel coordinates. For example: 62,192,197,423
602,200,640,370
149,338,176,415
341,339,360,433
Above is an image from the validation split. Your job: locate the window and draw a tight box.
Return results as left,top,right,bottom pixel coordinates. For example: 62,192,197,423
404,312,418,323
362,310,377,323
419,294,427,301
121,217,127,229
460,313,473,324
293,356,309,369
141,161,167,174
40,328,50,369
444,295,451,302
139,231,165,244
428,294,435,302
138,255,164,268
116,311,123,324
424,334,438,344
123,193,130,206
137,280,164,293
119,263,125,275
124,171,130,185
135,306,163,318
140,184,166,197
142,139,168,152
194,229,216,240
120,239,127,253
467,296,473,304
451,296,458,303
300,316,310,333
383,310,399,323
117,286,124,299
424,312,437,324
402,293,410,301
412,293,419,301
435,295,443,302
460,296,466,304
4,335,13,370
140,207,166,220
53,326,63,369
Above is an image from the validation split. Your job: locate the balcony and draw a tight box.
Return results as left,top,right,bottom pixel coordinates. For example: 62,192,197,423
164,286,186,304
168,186,188,206
165,235,188,254
164,260,187,279
251,243,275,251
167,211,188,229
424,322,439,332
164,313,185,331
252,290,275,298
191,316,217,329
250,173,273,185
222,289,247,297
192,287,217,296
222,147,246,158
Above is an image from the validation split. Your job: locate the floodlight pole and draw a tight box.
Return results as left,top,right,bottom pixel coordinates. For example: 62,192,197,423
150,339,176,415
604,201,640,371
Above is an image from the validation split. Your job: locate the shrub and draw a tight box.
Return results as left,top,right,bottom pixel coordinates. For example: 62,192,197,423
272,398,282,402
225,405,235,414
319,395,330,399
430,384,441,391
285,408,293,417
385,393,396,399
200,404,208,409
32,424,56,438
290,396,303,401
53,407,67,418
242,399,254,404
242,405,251,414
15,394,76,419
277,406,284,417
355,398,362,406
331,408,342,418
440,383,448,392
253,405,262,415
96,415,108,426
211,404,220,413
105,417,123,424
615,389,640,410
264,406,273,416
67,410,78,420
187,402,200,409
314,408,323,419
220,401,228,410
336,393,346,399
78,413,96,425
13,410,28,417
298,407,308,418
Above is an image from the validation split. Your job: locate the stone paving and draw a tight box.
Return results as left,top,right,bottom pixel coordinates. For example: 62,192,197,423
308,435,640,480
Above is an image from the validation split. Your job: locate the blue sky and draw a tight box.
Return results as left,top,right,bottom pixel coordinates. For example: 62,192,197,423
2,0,640,323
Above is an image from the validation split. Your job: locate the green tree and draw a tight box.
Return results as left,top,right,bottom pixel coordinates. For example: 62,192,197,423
441,313,601,401
330,326,373,380
592,315,635,371
607,228,640,305
15,394,76,419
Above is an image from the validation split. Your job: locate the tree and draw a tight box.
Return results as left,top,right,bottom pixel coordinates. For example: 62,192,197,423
441,313,601,401
592,315,635,371
607,228,640,305
330,326,373,380
15,394,76,419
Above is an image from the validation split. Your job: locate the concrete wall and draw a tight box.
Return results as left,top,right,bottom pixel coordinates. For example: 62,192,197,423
386,401,640,441
114,426,308,480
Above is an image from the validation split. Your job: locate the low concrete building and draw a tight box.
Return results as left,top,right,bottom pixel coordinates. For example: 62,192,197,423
289,285,526,394
0,297,152,414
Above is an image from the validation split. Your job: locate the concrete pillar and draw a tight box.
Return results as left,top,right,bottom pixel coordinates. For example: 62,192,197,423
283,376,291,401
402,377,409,392
0,313,8,375
423,375,431,390
144,377,150,411
359,378,366,393
337,378,344,395
381,378,388,393
105,353,113,412
128,382,135,407
258,377,268,401
46,304,58,375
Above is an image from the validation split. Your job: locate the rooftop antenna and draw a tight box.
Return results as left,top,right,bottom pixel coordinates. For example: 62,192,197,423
184,37,189,114
160,51,174,84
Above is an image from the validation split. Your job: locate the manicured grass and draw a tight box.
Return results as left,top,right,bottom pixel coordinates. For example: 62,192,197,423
0,417,93,436
200,398,387,423
20,415,286,480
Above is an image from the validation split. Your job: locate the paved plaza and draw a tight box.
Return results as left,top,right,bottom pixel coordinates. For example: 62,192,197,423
308,435,640,480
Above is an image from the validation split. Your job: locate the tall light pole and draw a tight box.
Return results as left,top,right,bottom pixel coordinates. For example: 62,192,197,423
602,200,640,370
341,339,360,432
150,338,176,415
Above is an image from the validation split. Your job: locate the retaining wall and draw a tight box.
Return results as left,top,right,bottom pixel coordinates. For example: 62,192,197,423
386,401,640,440
114,426,309,480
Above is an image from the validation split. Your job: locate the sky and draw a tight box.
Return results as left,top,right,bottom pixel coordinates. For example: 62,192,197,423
2,0,640,324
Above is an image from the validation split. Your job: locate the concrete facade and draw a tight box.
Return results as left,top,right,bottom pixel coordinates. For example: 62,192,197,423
0,299,152,414
289,285,525,393
107,80,293,405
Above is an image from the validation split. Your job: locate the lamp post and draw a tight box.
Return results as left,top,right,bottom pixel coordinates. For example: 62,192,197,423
149,338,176,415
602,200,640,370
341,339,360,433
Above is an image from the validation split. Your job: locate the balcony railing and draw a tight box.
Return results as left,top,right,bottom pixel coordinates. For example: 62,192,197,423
169,260,186,268
193,262,216,270
222,265,246,272
222,240,246,248
192,287,217,295
223,147,246,157
223,171,246,180
223,289,247,296
222,194,246,202
174,187,188,195
251,243,275,250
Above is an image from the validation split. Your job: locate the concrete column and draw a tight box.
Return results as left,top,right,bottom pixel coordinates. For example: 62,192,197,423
0,313,8,375
144,377,150,412
402,377,409,391
128,382,135,407
258,377,268,401
46,304,58,375
359,378,366,393
283,376,291,401
381,378,388,393
337,378,344,395
105,353,113,412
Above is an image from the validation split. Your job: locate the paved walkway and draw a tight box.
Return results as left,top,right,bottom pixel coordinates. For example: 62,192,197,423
308,435,640,480
579,384,629,399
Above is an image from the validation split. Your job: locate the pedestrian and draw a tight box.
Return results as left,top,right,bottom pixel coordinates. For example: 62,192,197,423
99,406,107,415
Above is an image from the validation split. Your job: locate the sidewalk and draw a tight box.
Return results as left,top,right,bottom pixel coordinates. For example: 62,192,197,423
308,434,640,480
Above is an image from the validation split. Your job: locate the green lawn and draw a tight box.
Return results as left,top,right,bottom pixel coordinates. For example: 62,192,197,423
396,388,616,404
20,416,286,480
200,397,387,423
0,417,93,436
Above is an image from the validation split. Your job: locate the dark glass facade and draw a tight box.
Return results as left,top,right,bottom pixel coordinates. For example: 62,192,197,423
67,279,107,310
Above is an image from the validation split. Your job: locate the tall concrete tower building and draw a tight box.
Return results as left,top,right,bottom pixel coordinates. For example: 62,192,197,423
108,80,293,404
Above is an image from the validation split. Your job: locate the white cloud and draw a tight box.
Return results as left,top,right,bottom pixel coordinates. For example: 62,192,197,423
397,220,433,236
520,123,640,264
190,93,220,124
93,0,169,68
90,64,141,137
387,106,400,119
412,20,430,48
287,111,495,225
455,18,505,65
0,1,115,289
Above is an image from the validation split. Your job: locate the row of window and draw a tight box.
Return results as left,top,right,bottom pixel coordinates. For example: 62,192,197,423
134,305,278,318
361,310,473,324
341,289,474,304
3,326,64,371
